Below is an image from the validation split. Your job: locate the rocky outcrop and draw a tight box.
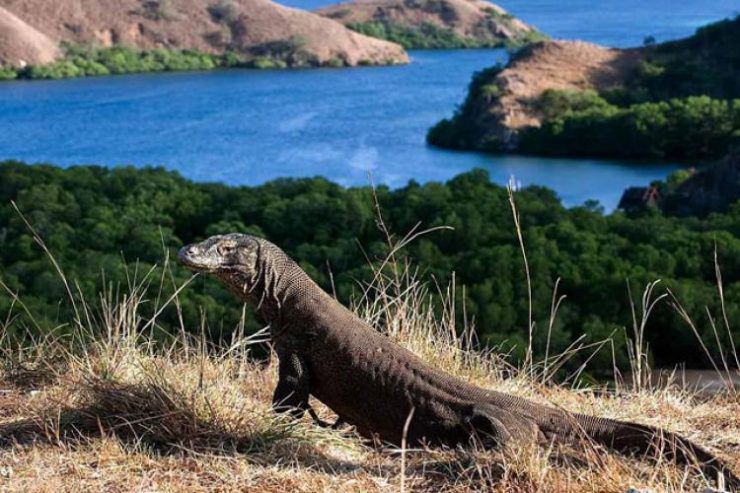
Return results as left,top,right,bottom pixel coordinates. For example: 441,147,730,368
317,0,538,48
0,0,408,68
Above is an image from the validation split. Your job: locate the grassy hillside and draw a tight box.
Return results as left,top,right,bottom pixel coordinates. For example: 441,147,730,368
428,16,740,160
0,250,738,492
2,161,740,376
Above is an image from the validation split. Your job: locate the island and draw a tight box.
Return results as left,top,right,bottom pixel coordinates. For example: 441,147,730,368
428,16,740,161
317,0,543,49
0,0,408,80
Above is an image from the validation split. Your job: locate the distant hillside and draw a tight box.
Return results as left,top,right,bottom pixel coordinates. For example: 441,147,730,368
317,0,543,49
429,40,640,148
428,16,740,160
663,150,740,217
0,0,408,72
0,6,59,66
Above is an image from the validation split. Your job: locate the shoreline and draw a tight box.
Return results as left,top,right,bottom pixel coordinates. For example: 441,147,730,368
0,44,407,83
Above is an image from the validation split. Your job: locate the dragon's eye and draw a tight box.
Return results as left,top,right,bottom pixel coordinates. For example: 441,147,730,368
217,242,237,256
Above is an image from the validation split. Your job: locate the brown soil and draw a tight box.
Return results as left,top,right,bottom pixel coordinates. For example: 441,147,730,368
0,6,60,66
499,40,640,129
470,40,642,147
318,0,535,43
0,0,408,68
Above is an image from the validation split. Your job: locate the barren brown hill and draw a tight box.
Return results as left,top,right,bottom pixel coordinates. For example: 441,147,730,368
487,40,640,142
0,0,408,68
430,39,641,149
0,6,59,66
317,0,537,48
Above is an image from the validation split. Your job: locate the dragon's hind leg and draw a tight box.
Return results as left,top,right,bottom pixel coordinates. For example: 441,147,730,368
465,405,543,451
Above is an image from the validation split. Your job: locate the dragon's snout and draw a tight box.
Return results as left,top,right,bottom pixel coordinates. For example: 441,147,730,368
178,243,212,271
178,244,197,262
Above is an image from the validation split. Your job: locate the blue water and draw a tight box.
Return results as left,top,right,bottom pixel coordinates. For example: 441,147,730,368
1,0,737,209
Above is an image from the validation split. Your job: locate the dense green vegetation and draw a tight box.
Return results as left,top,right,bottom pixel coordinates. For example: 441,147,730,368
428,16,740,160
0,44,244,81
427,65,505,149
348,21,495,49
616,16,740,104
519,93,740,159
346,21,545,49
2,162,739,376
0,39,361,81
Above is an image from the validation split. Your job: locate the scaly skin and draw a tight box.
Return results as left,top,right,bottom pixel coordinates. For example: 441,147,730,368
179,233,739,490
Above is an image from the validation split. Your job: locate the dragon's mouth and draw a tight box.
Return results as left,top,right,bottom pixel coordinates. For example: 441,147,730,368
178,245,217,272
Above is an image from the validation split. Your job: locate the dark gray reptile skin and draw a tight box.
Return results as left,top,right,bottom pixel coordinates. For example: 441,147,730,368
179,234,739,490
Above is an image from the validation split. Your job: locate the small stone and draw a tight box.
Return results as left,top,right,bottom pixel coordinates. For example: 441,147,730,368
0,466,13,478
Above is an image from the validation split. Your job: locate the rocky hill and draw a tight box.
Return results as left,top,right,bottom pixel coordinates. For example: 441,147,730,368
428,16,740,158
438,40,640,149
663,150,740,217
427,39,640,149
0,0,408,69
317,0,541,49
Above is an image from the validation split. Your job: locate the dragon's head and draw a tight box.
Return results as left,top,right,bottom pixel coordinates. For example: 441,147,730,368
178,233,261,279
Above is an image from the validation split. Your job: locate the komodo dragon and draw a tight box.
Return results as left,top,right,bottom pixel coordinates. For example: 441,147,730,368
179,233,740,489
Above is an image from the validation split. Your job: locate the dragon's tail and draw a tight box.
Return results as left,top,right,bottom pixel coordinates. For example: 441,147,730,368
562,413,740,491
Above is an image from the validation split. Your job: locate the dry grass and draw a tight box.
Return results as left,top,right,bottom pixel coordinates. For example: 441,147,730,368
0,261,738,493
1,201,738,492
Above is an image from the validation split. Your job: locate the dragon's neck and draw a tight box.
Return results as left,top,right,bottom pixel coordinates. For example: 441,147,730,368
223,243,318,332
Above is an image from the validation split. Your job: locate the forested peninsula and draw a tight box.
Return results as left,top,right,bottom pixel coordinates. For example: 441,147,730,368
2,161,738,377
428,16,740,161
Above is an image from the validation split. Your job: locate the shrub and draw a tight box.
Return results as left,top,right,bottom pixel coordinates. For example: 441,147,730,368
13,45,244,80
479,83,501,101
249,57,285,69
0,66,18,80
325,58,346,68
140,0,177,21
249,37,314,68
25,60,83,79
536,89,610,119
347,20,503,49
207,0,238,24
